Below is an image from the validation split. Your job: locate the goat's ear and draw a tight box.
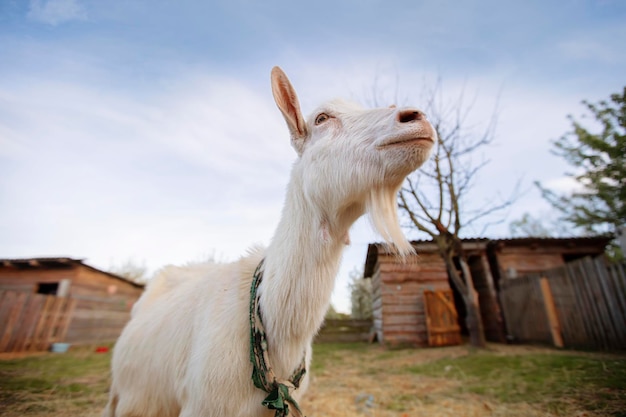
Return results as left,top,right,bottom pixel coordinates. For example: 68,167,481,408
271,66,308,155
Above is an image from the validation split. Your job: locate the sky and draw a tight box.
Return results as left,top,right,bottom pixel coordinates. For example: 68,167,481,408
1,0,625,312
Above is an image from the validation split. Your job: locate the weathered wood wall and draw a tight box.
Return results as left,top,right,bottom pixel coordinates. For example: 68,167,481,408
0,291,75,352
366,238,610,349
68,266,141,343
371,252,457,347
490,238,609,280
0,261,143,348
496,252,565,277
499,257,626,350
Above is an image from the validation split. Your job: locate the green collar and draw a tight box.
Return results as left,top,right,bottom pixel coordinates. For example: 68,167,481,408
249,260,306,417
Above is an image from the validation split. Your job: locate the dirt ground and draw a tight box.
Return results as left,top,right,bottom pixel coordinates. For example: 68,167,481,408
1,343,623,417
300,344,619,417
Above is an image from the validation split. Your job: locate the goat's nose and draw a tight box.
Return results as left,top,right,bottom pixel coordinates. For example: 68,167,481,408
397,109,425,123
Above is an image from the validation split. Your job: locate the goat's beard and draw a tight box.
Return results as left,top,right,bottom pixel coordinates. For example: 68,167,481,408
366,185,414,258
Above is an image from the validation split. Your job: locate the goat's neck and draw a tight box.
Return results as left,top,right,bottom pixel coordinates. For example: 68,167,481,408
259,175,362,377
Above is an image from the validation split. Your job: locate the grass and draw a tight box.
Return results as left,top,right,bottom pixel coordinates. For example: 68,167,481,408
407,350,626,416
0,342,624,416
0,345,111,417
306,343,626,416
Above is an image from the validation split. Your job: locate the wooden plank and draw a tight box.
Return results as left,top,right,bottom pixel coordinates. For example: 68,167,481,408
577,259,615,348
547,268,588,348
606,263,626,321
383,313,422,326
578,259,610,348
606,263,626,347
499,274,552,344
566,262,602,348
11,293,37,352
0,292,27,352
539,277,564,348
561,267,592,348
0,290,16,351
55,298,76,343
523,258,626,351
593,260,626,348
42,296,63,349
27,295,52,351
0,288,137,351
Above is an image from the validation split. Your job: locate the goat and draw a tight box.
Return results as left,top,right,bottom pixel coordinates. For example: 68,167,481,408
103,66,436,417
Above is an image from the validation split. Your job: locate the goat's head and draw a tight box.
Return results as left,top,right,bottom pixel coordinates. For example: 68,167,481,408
271,66,436,256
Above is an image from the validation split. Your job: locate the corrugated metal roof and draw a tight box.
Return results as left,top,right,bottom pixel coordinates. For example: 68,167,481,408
364,235,613,278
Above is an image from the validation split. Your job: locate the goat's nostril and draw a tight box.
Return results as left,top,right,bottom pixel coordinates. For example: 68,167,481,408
398,109,423,123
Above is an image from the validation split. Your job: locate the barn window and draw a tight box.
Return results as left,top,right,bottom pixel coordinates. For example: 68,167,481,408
36,282,59,295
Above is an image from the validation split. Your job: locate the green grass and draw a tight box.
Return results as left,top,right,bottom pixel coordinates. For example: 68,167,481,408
407,351,626,415
308,343,626,415
1,343,625,416
308,342,370,373
0,345,112,416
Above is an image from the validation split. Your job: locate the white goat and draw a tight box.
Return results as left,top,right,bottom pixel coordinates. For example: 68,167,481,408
103,67,436,417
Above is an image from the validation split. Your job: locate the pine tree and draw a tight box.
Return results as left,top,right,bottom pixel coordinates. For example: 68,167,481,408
537,87,626,235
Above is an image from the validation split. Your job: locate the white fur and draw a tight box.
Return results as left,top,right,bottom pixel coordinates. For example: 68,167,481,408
103,67,436,417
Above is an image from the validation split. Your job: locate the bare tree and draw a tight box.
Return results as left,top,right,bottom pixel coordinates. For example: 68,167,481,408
109,258,148,285
395,79,517,348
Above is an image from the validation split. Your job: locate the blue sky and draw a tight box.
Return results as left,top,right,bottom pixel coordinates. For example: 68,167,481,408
1,0,625,312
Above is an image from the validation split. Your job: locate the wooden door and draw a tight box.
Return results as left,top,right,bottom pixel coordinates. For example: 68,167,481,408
423,289,462,347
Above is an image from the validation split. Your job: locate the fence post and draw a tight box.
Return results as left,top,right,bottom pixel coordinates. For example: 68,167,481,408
539,277,564,348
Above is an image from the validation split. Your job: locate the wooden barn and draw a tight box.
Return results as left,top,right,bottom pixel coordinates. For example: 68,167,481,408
0,257,144,352
364,236,612,347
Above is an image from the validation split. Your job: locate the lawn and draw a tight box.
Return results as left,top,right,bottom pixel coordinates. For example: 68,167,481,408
0,343,624,417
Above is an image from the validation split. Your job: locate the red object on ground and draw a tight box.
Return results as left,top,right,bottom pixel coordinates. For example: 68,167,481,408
95,346,109,353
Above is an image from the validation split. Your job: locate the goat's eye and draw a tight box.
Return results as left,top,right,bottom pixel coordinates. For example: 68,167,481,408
314,113,330,125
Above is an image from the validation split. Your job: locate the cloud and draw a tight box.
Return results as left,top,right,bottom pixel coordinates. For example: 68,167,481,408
0,70,297,274
4,0,626,315
543,176,583,194
27,0,87,25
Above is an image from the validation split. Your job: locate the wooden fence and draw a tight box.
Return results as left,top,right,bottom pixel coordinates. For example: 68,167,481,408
499,257,626,350
0,290,76,353
316,319,372,343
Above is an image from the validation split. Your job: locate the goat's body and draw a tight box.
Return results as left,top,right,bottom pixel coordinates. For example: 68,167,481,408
105,249,312,417
104,66,436,417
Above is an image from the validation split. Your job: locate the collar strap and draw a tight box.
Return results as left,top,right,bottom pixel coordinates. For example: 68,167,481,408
249,259,306,417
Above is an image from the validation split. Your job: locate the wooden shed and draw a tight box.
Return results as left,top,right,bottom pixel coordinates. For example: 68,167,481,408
365,236,611,347
486,237,612,281
365,242,462,347
0,257,144,352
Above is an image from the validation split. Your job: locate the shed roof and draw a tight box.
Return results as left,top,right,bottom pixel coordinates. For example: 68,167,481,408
0,257,145,288
364,236,613,278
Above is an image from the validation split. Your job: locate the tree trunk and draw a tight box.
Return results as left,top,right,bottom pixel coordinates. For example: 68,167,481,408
458,257,487,348
463,291,486,348
442,252,487,348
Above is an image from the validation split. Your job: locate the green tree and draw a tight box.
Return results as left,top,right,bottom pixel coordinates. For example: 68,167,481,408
348,267,372,320
324,304,349,320
537,87,626,236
